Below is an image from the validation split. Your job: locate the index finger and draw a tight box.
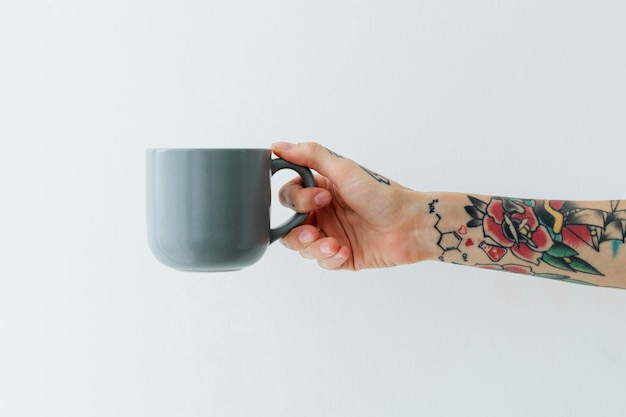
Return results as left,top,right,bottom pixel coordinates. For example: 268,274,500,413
272,142,357,187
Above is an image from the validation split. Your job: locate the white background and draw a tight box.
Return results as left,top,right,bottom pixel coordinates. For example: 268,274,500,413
2,1,626,416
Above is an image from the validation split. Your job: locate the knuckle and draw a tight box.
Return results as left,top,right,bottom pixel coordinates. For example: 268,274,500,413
301,140,321,149
301,141,324,155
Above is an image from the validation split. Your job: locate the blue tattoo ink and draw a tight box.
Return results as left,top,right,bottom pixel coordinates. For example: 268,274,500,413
612,240,621,257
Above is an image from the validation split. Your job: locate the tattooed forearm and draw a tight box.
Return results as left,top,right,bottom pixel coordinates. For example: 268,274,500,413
464,196,626,274
463,196,626,285
425,192,626,288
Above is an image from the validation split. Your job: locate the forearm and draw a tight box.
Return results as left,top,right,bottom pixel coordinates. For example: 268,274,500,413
415,191,626,289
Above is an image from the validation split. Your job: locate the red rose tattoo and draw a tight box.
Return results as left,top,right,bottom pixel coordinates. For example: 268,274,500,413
475,198,554,264
465,196,612,279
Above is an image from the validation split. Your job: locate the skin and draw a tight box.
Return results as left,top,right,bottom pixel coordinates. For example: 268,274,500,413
272,142,626,289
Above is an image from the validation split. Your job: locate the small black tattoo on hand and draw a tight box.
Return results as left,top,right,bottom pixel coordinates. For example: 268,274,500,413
429,199,439,214
326,148,345,159
360,165,391,185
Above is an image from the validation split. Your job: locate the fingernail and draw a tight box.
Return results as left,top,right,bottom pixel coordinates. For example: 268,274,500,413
298,230,315,244
314,192,331,207
272,142,295,151
333,250,345,259
320,242,333,255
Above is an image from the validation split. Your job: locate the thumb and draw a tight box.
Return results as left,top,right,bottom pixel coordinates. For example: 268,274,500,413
271,142,356,186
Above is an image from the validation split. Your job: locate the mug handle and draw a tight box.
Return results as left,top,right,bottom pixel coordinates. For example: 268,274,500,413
269,158,316,243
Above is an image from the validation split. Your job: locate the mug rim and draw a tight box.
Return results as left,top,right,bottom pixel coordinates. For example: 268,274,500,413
146,148,270,152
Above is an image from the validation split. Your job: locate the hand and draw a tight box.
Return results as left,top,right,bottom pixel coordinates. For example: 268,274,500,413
272,142,431,270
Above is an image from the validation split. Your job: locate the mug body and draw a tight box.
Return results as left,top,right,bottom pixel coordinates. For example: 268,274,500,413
146,149,272,271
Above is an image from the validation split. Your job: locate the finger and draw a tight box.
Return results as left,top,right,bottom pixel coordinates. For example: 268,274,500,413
271,142,358,187
279,179,332,213
299,237,341,260
280,225,351,269
317,246,351,270
280,225,322,251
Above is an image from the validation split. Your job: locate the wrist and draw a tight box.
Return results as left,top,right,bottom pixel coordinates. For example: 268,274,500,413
400,189,440,264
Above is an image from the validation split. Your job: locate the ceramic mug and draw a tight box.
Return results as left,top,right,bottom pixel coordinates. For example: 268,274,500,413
146,148,315,271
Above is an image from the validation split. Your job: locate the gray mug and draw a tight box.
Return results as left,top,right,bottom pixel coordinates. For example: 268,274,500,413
146,148,315,272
